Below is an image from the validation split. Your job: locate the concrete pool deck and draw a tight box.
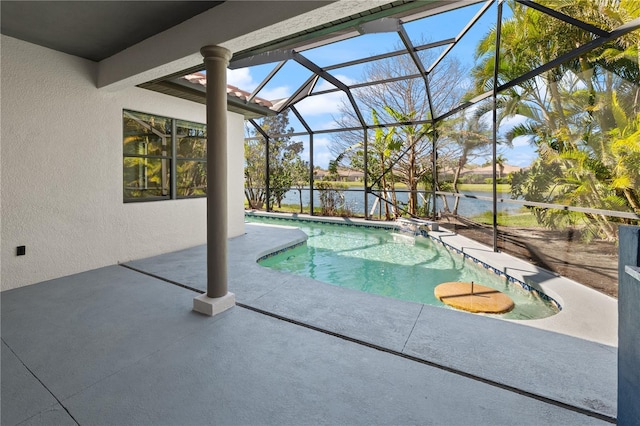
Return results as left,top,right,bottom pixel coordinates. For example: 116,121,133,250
1,221,618,424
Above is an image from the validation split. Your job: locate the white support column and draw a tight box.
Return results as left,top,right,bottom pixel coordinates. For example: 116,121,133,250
193,45,235,316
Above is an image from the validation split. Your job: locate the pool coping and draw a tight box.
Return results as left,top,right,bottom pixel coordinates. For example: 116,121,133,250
245,210,618,347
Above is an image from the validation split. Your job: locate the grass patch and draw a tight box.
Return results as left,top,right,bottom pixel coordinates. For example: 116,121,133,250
244,202,364,217
244,201,304,213
457,183,511,193
471,209,541,227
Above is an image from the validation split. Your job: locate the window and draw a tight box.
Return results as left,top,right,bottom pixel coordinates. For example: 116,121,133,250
176,120,207,197
123,110,207,202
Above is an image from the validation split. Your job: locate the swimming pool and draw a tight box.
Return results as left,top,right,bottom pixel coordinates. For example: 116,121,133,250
248,215,559,320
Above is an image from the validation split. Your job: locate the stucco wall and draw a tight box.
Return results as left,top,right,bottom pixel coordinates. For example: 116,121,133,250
227,112,246,235
1,35,245,291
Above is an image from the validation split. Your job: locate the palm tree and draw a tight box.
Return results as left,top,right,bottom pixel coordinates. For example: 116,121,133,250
469,0,639,240
382,106,432,215
608,93,640,212
345,109,401,220
495,154,507,179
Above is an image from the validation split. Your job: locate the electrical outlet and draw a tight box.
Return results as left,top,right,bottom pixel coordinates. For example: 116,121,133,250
16,246,26,256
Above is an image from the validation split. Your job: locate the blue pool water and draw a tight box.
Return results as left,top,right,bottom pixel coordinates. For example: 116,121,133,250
249,216,559,320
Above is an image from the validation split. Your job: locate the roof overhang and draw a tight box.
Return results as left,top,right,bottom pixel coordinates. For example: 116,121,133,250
139,80,276,119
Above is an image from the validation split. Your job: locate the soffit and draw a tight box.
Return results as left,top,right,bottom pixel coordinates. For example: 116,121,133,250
0,1,223,62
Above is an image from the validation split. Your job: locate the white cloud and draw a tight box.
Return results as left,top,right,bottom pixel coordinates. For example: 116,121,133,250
292,74,358,117
295,91,350,117
511,135,533,147
499,114,527,130
510,153,536,167
310,137,333,169
226,68,294,102
260,86,291,101
316,74,358,90
227,68,255,90
501,144,537,167
314,120,344,131
497,115,536,147
313,137,332,148
313,150,334,169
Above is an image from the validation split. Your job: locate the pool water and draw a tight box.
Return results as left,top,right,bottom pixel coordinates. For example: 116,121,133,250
250,217,559,320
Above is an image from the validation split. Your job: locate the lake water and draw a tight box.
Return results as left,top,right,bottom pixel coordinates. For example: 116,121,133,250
277,188,519,218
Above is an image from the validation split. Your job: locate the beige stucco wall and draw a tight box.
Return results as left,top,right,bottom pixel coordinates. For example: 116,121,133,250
0,35,245,291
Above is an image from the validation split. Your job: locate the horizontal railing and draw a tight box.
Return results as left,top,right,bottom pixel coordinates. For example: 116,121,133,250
245,186,640,221
435,191,640,221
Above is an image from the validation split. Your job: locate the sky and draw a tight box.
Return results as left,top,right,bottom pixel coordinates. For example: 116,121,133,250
228,2,537,169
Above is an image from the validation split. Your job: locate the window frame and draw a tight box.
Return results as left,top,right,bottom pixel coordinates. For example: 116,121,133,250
123,109,207,203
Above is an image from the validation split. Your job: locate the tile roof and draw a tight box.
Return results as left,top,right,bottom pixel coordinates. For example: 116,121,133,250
183,72,274,109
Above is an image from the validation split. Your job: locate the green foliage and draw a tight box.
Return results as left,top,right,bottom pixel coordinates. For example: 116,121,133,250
472,210,542,227
175,121,207,197
510,160,562,201
290,158,310,213
244,111,305,209
123,112,207,199
470,0,640,240
338,107,406,219
244,139,267,208
315,181,352,216
483,177,509,185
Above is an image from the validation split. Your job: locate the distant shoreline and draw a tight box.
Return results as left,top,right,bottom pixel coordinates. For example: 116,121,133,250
291,182,511,193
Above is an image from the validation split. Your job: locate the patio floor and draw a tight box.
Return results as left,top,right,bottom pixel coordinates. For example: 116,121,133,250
1,223,617,425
